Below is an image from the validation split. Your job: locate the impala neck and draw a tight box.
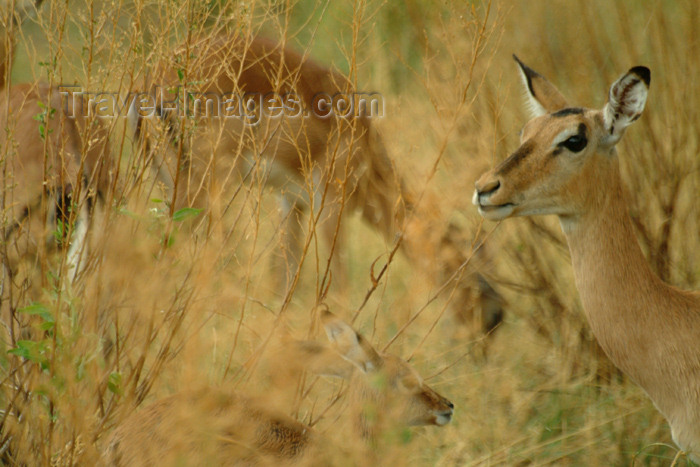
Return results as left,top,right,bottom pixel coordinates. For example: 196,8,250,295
558,157,664,380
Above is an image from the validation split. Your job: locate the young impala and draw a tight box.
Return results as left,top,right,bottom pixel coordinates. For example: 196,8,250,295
473,57,700,461
131,34,504,337
102,306,454,465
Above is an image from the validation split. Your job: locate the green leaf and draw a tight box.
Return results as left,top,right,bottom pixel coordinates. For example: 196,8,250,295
19,303,55,325
117,207,139,219
400,428,413,444
7,341,34,360
8,339,50,369
53,219,65,243
161,231,175,248
172,207,202,222
75,358,86,381
107,372,122,395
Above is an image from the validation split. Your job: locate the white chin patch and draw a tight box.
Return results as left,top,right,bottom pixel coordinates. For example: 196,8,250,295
478,203,515,220
434,413,452,426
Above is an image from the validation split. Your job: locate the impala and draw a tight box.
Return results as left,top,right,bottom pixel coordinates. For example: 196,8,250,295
0,1,113,332
103,306,454,465
131,34,504,336
473,56,700,461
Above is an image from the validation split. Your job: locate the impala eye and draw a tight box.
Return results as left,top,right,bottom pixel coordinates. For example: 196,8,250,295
560,134,587,152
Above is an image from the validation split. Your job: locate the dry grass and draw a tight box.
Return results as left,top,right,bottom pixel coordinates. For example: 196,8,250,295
0,0,698,465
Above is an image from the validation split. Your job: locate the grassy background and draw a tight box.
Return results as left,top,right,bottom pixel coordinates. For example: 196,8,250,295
1,0,699,465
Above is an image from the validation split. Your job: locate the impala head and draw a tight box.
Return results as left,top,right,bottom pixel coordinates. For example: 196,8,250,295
318,306,454,427
473,56,650,221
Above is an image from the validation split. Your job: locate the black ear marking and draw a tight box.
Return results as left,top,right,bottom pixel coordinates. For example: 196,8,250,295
513,54,541,96
629,66,650,86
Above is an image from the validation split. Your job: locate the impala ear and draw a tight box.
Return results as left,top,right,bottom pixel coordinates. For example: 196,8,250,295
602,66,650,146
513,55,569,117
320,307,383,373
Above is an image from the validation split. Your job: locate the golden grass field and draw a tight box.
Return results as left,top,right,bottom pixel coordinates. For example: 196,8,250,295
1,0,699,465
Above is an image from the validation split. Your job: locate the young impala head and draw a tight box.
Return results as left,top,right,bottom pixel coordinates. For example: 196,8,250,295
316,305,454,428
473,55,649,221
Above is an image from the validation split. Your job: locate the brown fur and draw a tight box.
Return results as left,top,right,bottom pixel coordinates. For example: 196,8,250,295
0,1,114,335
2,83,112,269
133,34,503,335
103,389,313,466
474,59,700,461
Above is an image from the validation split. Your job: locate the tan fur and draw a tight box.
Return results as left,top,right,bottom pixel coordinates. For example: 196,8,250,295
102,307,454,465
133,34,503,335
474,59,700,461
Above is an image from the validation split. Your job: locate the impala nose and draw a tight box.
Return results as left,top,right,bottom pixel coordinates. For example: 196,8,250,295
475,178,500,196
472,177,501,207
433,398,454,426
